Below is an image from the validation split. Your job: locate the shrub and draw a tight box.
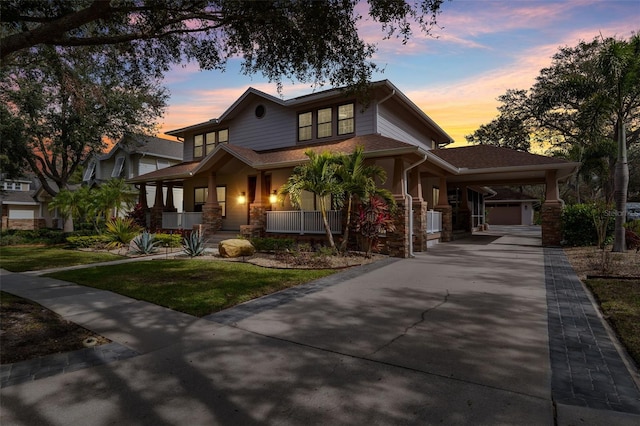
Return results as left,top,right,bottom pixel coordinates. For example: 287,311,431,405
561,203,615,247
0,228,69,246
130,231,160,255
250,237,295,252
182,230,206,257
154,233,182,248
66,235,111,249
104,217,142,249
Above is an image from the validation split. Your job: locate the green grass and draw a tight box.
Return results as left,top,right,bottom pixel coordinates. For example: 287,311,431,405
0,246,125,272
47,259,336,317
586,279,640,366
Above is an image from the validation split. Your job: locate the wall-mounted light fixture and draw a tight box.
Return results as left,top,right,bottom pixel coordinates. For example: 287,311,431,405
238,191,246,204
269,190,278,204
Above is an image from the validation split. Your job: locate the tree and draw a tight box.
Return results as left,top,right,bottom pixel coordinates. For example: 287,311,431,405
465,115,531,152
92,178,138,222
280,150,345,250
1,0,445,90
337,145,393,253
477,34,640,251
48,185,92,232
0,44,167,195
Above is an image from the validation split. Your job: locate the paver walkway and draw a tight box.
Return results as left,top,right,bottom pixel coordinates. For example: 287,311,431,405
545,247,640,414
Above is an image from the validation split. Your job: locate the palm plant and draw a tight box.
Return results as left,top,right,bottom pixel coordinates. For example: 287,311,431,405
280,150,345,250
104,217,142,250
48,186,92,232
336,145,392,253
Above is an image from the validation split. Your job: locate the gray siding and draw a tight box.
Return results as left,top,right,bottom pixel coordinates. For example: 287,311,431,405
228,100,297,151
377,102,434,150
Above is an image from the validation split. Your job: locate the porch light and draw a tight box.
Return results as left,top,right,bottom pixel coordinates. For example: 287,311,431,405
238,192,246,204
269,190,278,204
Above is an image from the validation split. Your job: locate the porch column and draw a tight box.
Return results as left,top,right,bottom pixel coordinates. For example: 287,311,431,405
164,183,177,212
385,157,409,257
150,181,164,230
248,171,267,236
410,168,427,252
457,185,472,233
542,169,563,246
202,171,222,237
435,177,453,242
138,183,148,210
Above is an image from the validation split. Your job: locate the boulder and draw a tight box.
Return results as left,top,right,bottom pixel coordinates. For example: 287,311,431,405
219,239,255,258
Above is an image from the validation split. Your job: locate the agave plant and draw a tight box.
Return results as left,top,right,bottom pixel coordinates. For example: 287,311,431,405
104,217,142,250
182,230,207,257
130,231,160,255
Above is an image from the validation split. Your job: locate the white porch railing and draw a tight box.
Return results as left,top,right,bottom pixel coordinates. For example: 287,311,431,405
426,210,442,234
162,212,203,230
266,210,342,234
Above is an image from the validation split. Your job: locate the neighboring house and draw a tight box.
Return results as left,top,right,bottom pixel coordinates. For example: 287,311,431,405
0,177,61,230
84,134,184,213
129,80,579,257
485,187,540,226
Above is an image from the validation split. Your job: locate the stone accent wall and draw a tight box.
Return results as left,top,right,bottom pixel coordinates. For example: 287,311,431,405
2,218,46,230
386,199,409,258
249,203,268,237
435,205,453,242
412,201,428,252
202,203,223,238
150,206,164,231
542,202,563,246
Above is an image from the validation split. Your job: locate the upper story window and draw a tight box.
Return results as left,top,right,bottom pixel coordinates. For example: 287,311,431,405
194,129,229,158
298,102,355,142
338,103,354,135
298,112,312,141
111,156,125,178
2,181,28,191
317,108,332,138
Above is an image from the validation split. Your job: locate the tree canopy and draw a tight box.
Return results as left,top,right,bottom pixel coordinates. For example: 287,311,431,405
1,0,445,89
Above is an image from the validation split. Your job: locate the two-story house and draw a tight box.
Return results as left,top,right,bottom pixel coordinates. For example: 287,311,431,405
129,80,579,257
84,134,184,216
0,176,64,230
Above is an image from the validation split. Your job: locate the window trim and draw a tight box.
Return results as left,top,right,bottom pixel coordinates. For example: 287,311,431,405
194,185,227,217
194,129,230,158
297,102,355,143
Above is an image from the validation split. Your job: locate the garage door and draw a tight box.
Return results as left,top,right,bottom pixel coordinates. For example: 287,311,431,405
487,205,521,225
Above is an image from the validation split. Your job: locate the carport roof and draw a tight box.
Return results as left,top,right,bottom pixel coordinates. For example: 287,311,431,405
430,145,568,169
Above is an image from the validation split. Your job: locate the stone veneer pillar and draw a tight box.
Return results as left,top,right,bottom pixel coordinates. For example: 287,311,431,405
150,181,164,230
201,203,222,238
542,170,563,246
542,202,563,246
386,196,409,258
412,200,428,252
249,203,268,236
435,176,453,242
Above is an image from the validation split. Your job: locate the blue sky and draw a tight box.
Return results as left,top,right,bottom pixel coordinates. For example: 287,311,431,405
158,0,639,147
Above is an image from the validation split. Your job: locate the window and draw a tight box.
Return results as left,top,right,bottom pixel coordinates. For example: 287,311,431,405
194,130,229,158
83,161,96,182
194,134,204,158
111,156,125,178
194,186,226,216
205,132,216,155
317,108,332,138
298,112,312,141
156,159,170,169
338,103,354,135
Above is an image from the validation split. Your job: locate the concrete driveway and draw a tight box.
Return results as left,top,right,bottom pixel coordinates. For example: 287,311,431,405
1,226,638,425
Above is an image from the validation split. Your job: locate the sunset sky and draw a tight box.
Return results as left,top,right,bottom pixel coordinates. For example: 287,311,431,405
158,0,639,148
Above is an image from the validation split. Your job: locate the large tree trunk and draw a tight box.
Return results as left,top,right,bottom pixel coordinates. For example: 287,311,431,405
319,199,336,250
612,120,628,252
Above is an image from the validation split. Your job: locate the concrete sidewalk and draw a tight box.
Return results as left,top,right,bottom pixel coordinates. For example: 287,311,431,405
1,227,639,425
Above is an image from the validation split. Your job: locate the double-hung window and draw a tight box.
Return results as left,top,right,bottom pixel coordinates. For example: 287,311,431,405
195,129,230,158
338,103,355,135
298,102,354,142
194,134,204,158
194,186,226,216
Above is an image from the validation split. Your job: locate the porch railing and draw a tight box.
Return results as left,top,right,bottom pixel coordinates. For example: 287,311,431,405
426,210,442,234
162,212,202,230
266,210,342,234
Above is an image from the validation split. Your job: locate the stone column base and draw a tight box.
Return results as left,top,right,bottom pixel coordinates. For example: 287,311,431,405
412,201,428,252
150,206,164,231
435,205,453,242
386,198,409,258
542,202,563,246
202,203,223,238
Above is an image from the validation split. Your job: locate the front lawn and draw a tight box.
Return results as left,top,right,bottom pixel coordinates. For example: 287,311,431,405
47,259,336,317
585,279,640,367
0,246,125,272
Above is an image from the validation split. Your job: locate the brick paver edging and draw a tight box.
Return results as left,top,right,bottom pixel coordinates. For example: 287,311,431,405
544,247,640,414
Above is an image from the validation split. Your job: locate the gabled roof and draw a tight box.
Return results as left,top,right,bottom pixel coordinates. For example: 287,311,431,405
0,189,38,205
100,134,182,161
164,80,453,145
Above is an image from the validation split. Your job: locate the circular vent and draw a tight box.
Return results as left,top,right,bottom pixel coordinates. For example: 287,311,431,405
255,105,266,119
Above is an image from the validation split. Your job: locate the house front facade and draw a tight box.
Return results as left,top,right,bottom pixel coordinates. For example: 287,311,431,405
129,80,579,257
